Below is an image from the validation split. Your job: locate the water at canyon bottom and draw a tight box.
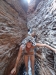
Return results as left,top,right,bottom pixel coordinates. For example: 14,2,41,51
17,56,39,75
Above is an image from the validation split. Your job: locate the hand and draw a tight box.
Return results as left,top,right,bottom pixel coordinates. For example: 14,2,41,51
54,49,56,54
53,49,56,54
11,67,16,75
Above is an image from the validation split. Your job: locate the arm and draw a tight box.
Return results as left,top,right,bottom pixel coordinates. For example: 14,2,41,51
45,44,56,53
36,43,56,53
11,45,23,74
14,45,23,68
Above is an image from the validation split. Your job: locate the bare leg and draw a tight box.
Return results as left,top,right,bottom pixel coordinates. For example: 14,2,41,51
24,55,29,74
30,55,35,75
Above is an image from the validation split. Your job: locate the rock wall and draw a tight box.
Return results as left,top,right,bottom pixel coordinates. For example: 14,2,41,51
0,0,56,75
27,0,56,75
27,0,41,13
0,0,28,75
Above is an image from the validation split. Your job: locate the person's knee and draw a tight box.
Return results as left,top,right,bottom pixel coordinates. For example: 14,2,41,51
25,66,28,71
31,67,34,71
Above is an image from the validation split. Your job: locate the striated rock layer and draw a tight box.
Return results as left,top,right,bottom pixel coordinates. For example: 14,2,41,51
0,0,56,75
0,0,28,75
27,0,56,75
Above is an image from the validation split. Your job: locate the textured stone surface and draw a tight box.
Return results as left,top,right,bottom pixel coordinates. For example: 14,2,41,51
27,0,56,75
0,0,56,75
27,0,41,13
0,0,28,75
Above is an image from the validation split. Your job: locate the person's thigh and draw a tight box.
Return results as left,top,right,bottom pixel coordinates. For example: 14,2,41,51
24,55,29,70
30,55,35,70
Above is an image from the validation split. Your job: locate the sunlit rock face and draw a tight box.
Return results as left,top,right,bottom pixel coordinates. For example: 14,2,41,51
19,0,28,12
0,0,28,75
27,0,56,75
27,0,41,13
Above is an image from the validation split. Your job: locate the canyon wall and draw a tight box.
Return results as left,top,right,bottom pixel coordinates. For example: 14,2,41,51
27,0,56,75
0,0,28,75
0,0,56,75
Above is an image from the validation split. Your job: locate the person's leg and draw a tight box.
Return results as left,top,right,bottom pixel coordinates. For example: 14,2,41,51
30,55,35,75
24,55,29,74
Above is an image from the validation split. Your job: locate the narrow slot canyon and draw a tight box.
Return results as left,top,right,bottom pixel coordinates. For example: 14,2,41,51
0,0,56,75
